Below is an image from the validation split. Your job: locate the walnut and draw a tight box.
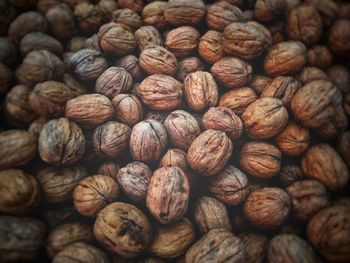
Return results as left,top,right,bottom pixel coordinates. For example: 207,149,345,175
118,0,144,13
43,206,79,231
176,57,205,81
328,19,350,58
159,149,188,171
145,111,168,124
164,0,206,26
198,30,224,64
97,161,120,182
74,3,102,33
327,65,350,94
20,32,64,56
306,45,333,69
97,0,118,22
112,94,144,127
135,26,164,51
249,75,272,95
28,117,47,138
112,8,142,32
338,131,350,168
219,87,258,115
165,26,200,57
62,74,87,97
279,165,304,186
46,3,76,39
239,233,268,263
84,34,101,51
305,0,338,26
254,0,287,22
299,67,327,84
115,55,143,81
142,1,169,30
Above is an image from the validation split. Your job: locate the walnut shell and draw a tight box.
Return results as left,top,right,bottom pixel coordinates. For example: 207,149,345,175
249,75,272,95
176,57,205,81
327,64,350,94
159,149,187,171
74,3,102,33
239,233,268,263
299,67,327,84
254,0,287,22
20,32,64,56
142,1,169,30
165,26,200,57
164,0,206,26
118,0,144,13
112,94,144,127
135,26,164,51
97,161,120,182
67,36,87,53
328,19,350,58
46,3,76,39
305,0,338,26
279,165,304,186
306,45,333,69
219,87,258,115
198,30,224,64
338,131,350,168
112,8,142,32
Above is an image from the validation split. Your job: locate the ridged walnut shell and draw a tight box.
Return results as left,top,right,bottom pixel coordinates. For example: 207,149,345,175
142,1,169,30
164,0,206,26
112,94,144,127
198,30,224,64
219,87,258,115
135,26,164,51
165,26,200,57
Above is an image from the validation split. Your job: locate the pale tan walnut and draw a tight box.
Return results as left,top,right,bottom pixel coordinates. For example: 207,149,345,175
176,57,205,81
338,131,350,168
146,166,189,225
193,196,231,234
0,130,36,170
164,110,201,151
185,228,247,263
198,30,224,64
183,71,219,112
219,87,258,115
97,161,120,182
327,64,350,94
164,0,206,26
275,121,310,156
187,129,233,176
135,26,164,51
268,234,319,263
20,32,64,56
165,26,200,57
307,206,350,262
211,57,253,89
148,218,195,259
243,187,291,229
53,242,109,263
74,3,102,33
239,233,268,263
254,0,287,22
0,169,39,215
0,216,46,262
279,165,304,186
47,222,93,258
112,8,142,32
210,165,249,206
138,74,183,111
242,98,289,139
249,75,272,95
328,19,350,58
159,149,188,172
66,94,114,127
206,1,244,31
286,179,330,221
306,45,333,69
222,21,272,60
94,202,153,258
142,1,169,30
299,67,327,84
302,144,349,191
264,41,307,76
36,166,87,203
115,55,143,81
118,0,144,13
112,94,144,127
73,175,120,217
139,45,177,76
117,161,152,203
239,141,282,179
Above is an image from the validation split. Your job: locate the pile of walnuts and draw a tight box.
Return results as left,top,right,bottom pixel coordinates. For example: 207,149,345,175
0,0,350,262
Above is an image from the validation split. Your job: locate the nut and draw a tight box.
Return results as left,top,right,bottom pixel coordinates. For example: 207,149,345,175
164,0,206,26
165,26,200,57
219,87,258,115
112,94,144,127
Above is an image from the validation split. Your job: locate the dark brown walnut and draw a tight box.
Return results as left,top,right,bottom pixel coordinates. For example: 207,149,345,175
65,94,114,127
164,110,201,151
68,49,108,81
8,11,48,45
307,206,350,262
20,32,63,56
182,71,218,111
338,131,350,167
249,75,272,95
230,210,249,233
275,121,310,156
210,165,249,206
286,179,330,221
290,80,342,129
176,57,205,81
264,41,307,76
211,57,253,89
98,22,137,56
38,118,86,166
286,4,323,46
239,141,282,179
0,37,17,66
165,26,200,57
0,63,13,95
138,257,165,263
299,67,327,84
279,165,304,186
254,0,287,22
242,98,288,139
306,45,333,69
159,149,188,172
115,55,143,81
344,93,350,116
0,216,45,262
0,1,15,36
268,234,319,263
139,45,177,76
28,117,47,138
206,1,244,31
95,67,133,99
203,106,243,141
53,242,109,263
145,111,169,124
305,0,338,26
222,21,272,60
138,74,183,111
268,22,285,44
112,94,143,127
112,8,142,32
94,202,153,258
84,34,101,51
219,87,258,115
327,65,350,94
194,196,231,234
302,144,349,191
29,81,75,118
47,222,93,258
146,166,189,225
0,130,36,170
328,19,350,58
117,162,152,203
97,161,120,182
73,175,120,217
36,166,87,203
243,187,291,229
260,76,301,107
118,0,144,13
16,50,64,87
43,206,79,231
61,74,87,97
74,2,102,33
185,228,247,263
187,129,233,176
0,169,39,215
129,120,168,162
142,1,169,30
4,85,37,125
92,121,131,158
164,0,206,26
135,26,164,51
36,0,75,14
149,218,195,259
239,233,268,263
67,36,87,52
198,30,224,64
46,3,76,39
